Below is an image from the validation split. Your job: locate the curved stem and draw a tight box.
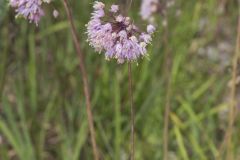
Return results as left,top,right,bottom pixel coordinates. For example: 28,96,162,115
62,0,99,159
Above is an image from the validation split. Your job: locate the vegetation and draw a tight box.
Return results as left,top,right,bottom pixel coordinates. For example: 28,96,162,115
0,0,239,159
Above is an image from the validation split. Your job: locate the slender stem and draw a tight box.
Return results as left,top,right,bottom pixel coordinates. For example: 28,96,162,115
217,5,240,160
163,8,171,160
126,0,133,13
125,0,134,158
0,23,8,98
163,79,171,160
62,1,99,159
226,11,240,160
128,63,135,160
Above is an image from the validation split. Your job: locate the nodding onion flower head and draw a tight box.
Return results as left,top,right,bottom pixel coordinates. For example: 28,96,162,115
9,0,51,25
86,1,156,64
140,0,159,23
140,0,176,24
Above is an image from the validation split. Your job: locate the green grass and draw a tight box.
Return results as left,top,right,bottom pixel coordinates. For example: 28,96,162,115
0,0,239,159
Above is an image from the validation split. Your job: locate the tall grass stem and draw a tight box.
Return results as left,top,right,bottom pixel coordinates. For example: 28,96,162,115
62,0,99,159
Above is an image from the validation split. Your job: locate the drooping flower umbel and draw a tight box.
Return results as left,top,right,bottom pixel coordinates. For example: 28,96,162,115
86,1,155,63
9,0,50,25
140,0,159,22
140,0,176,24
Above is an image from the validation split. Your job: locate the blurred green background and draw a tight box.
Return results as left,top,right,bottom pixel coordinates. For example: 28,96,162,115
0,0,239,159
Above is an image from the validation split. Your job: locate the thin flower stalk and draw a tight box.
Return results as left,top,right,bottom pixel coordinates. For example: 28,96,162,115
128,63,135,160
217,4,240,160
62,0,99,159
226,12,240,160
86,2,155,160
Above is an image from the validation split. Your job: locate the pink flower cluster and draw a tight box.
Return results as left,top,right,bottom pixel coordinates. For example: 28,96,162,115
86,1,155,63
9,0,50,25
140,0,159,22
140,0,176,24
